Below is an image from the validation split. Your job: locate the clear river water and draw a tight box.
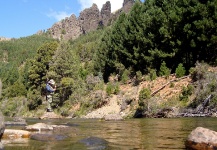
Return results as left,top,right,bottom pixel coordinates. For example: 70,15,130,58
3,117,217,150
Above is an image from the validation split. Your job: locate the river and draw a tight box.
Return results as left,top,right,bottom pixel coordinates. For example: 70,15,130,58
3,117,217,150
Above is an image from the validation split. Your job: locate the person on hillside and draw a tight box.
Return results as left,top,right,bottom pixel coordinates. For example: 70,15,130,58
46,79,56,112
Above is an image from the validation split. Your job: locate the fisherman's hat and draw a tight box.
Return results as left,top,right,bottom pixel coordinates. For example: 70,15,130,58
48,79,55,85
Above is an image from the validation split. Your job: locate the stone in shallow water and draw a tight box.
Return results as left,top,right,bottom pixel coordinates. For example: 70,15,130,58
24,123,53,131
79,136,109,150
185,127,217,150
30,133,67,141
3,129,30,139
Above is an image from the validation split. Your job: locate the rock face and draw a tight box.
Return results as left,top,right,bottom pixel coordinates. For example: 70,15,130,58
48,14,82,40
122,0,135,12
47,0,134,40
100,1,111,26
79,4,100,34
185,127,217,150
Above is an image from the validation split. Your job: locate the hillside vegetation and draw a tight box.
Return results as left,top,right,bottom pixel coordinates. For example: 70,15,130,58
0,0,217,117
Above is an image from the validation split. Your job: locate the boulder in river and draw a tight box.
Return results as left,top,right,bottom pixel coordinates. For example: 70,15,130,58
3,129,30,139
24,123,70,133
185,127,217,150
24,123,53,131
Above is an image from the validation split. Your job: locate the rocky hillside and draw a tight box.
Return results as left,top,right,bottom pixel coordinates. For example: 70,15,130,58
82,74,192,119
47,0,134,40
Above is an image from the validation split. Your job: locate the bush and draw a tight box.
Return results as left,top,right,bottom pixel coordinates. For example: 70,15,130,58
121,69,130,84
190,62,208,82
1,97,28,117
106,82,120,96
138,88,151,111
134,71,143,85
27,89,42,110
175,63,186,78
179,85,194,102
159,61,170,78
149,69,157,81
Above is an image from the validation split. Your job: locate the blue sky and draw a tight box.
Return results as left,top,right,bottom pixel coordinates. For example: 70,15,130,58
0,0,143,38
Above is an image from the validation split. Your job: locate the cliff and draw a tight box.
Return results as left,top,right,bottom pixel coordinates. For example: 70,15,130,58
47,0,134,40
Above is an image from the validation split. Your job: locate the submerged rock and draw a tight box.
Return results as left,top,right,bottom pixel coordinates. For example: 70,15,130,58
79,136,108,150
185,127,217,150
30,133,67,141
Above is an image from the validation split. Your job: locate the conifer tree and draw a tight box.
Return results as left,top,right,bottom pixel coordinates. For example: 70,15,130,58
28,41,58,89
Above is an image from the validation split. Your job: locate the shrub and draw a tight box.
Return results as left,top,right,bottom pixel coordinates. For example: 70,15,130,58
159,61,170,77
138,88,151,111
106,82,120,96
27,89,42,110
121,69,130,84
179,85,194,102
175,63,186,78
149,69,157,81
190,62,208,82
134,71,143,85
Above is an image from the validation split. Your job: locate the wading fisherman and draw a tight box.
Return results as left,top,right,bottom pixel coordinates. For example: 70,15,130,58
46,79,56,112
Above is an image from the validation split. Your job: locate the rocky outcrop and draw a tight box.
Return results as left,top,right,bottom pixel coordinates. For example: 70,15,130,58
79,4,100,34
100,1,111,26
48,14,82,40
47,0,134,41
122,0,135,13
185,127,217,150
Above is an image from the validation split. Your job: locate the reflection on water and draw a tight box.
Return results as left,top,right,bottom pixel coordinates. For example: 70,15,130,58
3,117,217,150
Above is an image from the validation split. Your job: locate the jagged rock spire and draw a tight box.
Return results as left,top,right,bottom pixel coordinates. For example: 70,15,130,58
47,0,135,40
